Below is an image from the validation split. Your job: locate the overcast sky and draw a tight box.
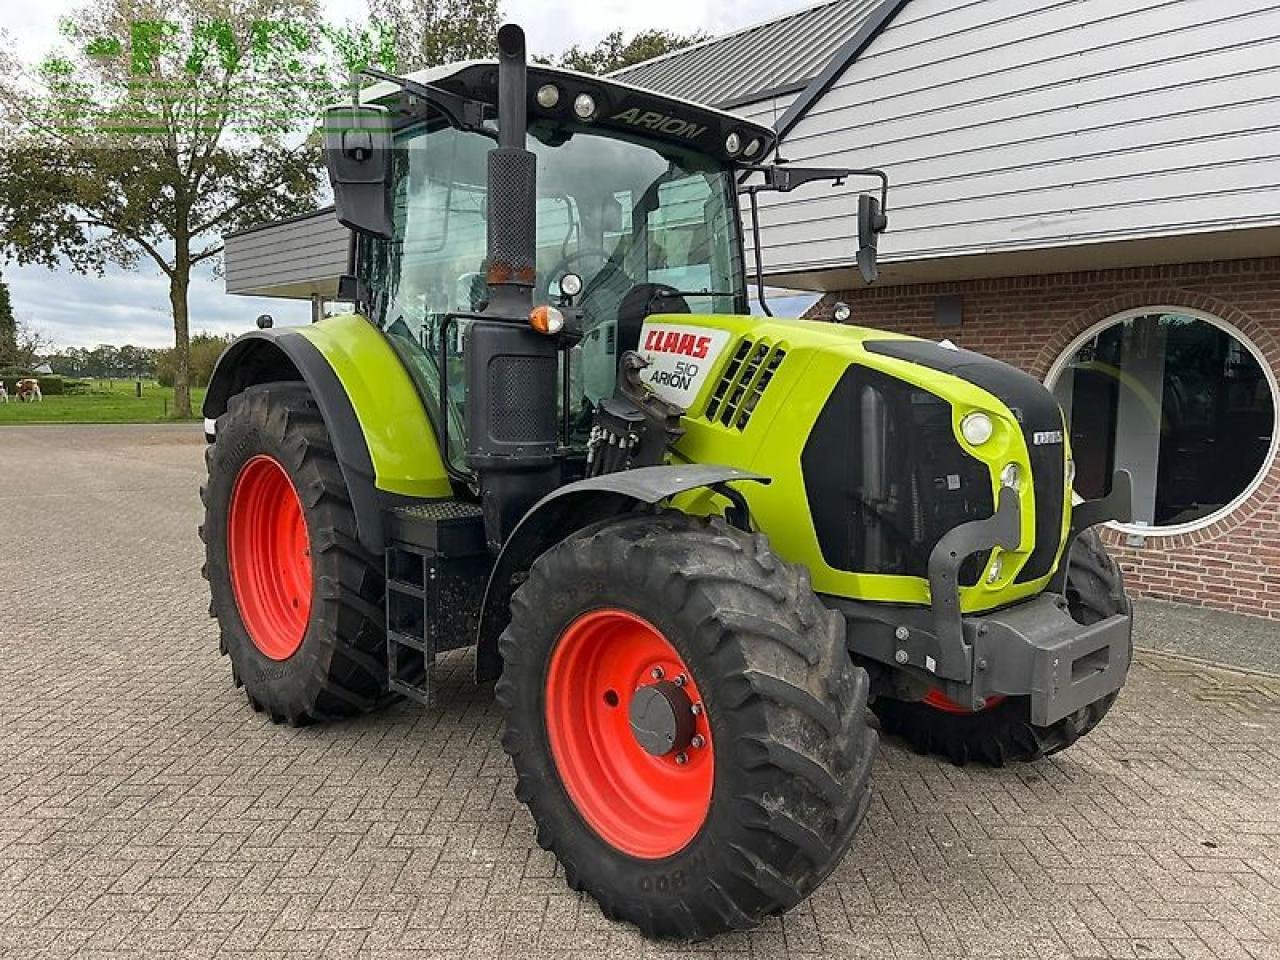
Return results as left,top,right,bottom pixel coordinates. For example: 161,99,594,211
0,0,804,349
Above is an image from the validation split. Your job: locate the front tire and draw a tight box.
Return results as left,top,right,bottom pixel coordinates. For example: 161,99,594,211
873,529,1131,766
201,383,394,724
497,512,877,940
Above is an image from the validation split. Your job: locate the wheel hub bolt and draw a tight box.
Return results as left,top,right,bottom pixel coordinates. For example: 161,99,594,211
691,703,702,716
674,674,687,687
894,649,909,664
674,752,688,765
690,735,705,749
629,680,696,757
650,666,664,680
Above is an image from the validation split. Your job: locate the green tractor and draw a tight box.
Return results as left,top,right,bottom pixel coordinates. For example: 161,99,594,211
201,24,1134,939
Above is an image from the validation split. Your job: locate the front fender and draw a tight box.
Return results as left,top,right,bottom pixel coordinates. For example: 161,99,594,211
474,464,768,681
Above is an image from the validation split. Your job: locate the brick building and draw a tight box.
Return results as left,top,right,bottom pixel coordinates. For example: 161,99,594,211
615,0,1280,620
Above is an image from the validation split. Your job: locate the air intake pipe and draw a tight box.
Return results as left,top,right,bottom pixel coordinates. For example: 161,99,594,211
466,23,560,553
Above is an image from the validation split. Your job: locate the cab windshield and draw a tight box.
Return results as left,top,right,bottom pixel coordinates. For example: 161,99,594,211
359,117,747,471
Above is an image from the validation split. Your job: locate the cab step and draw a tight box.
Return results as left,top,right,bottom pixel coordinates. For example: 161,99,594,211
383,501,490,707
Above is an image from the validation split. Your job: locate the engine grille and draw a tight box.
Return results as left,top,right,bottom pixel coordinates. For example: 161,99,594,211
802,365,994,585
704,338,786,430
864,340,1068,585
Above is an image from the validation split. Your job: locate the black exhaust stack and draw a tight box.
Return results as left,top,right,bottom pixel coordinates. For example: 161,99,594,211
466,24,560,553
485,24,538,313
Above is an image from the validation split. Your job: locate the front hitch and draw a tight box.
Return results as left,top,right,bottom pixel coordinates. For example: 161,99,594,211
925,469,1133,663
829,469,1136,725
1047,470,1134,594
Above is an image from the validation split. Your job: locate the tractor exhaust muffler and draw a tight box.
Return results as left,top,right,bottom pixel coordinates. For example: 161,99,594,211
485,23,537,314
467,23,560,553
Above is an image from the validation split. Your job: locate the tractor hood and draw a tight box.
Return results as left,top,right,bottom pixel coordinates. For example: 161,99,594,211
638,313,1074,616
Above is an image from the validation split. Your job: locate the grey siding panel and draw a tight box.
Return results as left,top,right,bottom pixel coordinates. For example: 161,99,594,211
224,212,350,295
754,0,1280,276
736,94,800,278
734,93,799,128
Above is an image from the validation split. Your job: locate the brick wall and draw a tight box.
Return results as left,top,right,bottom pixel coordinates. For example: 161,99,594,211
811,257,1280,621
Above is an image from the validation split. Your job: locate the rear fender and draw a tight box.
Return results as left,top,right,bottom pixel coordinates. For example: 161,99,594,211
203,316,451,553
203,328,389,553
474,464,768,681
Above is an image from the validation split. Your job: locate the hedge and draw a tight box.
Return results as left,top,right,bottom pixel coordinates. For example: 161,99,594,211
0,375,64,395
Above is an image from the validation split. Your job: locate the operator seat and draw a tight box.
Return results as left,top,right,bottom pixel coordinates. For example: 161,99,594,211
614,283,690,357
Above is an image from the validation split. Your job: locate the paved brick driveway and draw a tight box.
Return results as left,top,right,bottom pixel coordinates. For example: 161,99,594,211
1,424,1278,960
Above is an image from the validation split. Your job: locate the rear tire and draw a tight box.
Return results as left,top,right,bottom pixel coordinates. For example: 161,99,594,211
873,529,1130,766
201,383,396,724
497,511,877,940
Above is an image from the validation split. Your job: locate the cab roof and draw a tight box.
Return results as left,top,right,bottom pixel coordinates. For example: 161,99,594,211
359,60,778,166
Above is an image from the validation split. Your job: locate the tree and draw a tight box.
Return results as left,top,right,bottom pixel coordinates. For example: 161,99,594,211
116,343,156,377
368,0,500,71
2,320,54,371
155,331,231,387
0,273,15,364
0,0,383,417
558,28,708,75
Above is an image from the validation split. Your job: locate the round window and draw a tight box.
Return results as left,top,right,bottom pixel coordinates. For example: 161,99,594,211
1047,308,1277,535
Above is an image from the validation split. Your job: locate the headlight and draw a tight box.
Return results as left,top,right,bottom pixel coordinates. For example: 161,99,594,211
573,93,596,119
832,301,851,323
559,272,583,297
744,137,761,157
1000,463,1021,490
725,132,742,155
960,412,993,446
536,84,560,108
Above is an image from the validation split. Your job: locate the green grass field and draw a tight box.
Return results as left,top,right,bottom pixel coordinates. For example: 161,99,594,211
0,380,207,424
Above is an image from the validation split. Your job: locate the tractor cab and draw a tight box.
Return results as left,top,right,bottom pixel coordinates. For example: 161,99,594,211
349,62,761,471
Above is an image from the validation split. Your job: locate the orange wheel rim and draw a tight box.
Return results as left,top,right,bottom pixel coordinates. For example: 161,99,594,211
922,689,1006,713
227,455,312,660
545,609,713,859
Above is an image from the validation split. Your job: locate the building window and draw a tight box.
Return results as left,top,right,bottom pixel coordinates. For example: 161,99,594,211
1048,308,1278,535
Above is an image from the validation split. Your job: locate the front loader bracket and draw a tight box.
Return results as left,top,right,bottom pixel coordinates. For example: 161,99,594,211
1047,469,1134,594
927,486,1021,674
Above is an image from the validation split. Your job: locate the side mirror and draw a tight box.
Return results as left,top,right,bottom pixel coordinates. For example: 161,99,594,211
337,273,372,313
323,104,394,239
857,194,889,285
